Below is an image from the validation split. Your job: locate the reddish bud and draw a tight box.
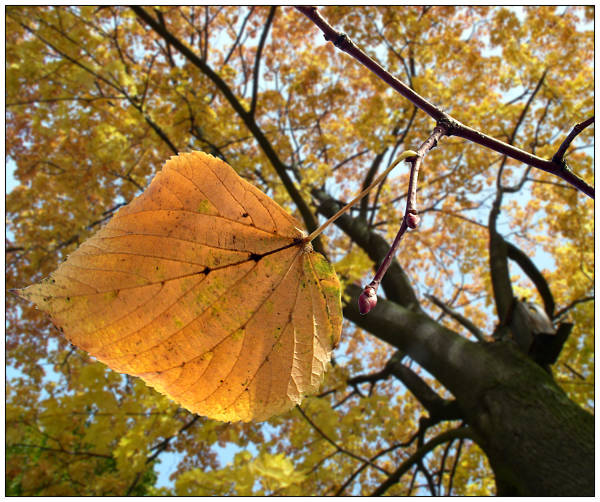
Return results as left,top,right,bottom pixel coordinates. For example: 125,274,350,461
358,285,378,315
406,212,420,229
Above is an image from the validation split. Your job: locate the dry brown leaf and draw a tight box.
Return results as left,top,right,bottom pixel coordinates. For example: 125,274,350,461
18,152,342,422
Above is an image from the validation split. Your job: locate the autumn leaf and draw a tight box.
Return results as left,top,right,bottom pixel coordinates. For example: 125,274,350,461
17,152,342,422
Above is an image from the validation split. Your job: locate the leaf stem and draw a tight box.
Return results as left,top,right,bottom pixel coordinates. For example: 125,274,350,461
304,150,417,243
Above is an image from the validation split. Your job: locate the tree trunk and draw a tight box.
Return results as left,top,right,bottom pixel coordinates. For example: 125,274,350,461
463,342,594,496
344,287,594,496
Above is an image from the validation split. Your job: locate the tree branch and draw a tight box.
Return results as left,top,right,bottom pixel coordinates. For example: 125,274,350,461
222,7,254,67
370,427,474,496
10,443,111,459
313,188,421,309
296,6,594,199
358,125,447,312
359,151,386,218
126,414,200,495
250,6,276,116
335,437,418,495
343,283,492,405
389,361,462,421
552,116,594,164
425,294,486,342
296,405,390,475
505,240,555,317
446,438,464,495
487,71,547,324
553,295,594,320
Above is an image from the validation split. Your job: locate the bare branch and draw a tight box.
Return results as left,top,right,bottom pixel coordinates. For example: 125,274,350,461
359,124,447,313
505,240,555,317
370,427,474,496
335,434,420,495
553,295,594,320
446,438,464,495
250,6,276,116
126,414,200,495
222,7,254,67
296,6,594,198
425,294,486,342
132,6,324,253
313,188,421,309
10,443,111,459
296,405,390,475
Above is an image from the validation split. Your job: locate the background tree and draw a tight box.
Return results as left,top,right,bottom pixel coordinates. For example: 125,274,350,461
6,6,593,496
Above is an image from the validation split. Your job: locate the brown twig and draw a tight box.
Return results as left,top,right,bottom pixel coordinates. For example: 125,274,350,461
446,438,464,495
335,434,420,495
250,6,276,116
553,295,594,320
126,414,200,495
10,443,112,459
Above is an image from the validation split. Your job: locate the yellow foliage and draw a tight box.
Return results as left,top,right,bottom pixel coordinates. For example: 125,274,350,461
5,5,593,497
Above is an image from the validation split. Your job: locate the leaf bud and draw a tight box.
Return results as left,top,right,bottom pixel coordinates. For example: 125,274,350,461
406,211,420,229
358,285,378,315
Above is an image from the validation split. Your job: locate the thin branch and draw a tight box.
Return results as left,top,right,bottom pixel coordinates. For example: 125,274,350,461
359,151,387,218
132,6,323,253
486,69,547,323
222,7,254,67
446,438,464,495
505,240,555,317
296,405,390,475
390,363,461,421
10,443,111,459
304,149,417,243
335,434,420,495
561,362,585,381
296,6,442,119
511,69,548,145
331,148,370,172
365,106,418,222
313,189,421,308
250,6,276,116
296,6,593,199
126,415,200,495
553,295,594,320
425,294,486,342
437,438,455,494
370,427,473,496
552,116,594,164
418,456,438,495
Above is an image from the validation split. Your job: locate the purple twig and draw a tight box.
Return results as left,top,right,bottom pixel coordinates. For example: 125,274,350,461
359,126,447,314
552,116,594,164
295,6,594,199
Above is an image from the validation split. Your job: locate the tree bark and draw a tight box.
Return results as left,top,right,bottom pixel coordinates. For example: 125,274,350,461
345,287,594,495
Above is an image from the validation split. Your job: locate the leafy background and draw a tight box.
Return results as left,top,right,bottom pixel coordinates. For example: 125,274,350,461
6,6,593,495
